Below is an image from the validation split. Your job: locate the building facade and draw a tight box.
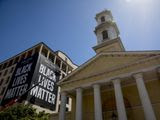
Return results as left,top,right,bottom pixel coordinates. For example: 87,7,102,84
58,10,160,120
0,42,77,113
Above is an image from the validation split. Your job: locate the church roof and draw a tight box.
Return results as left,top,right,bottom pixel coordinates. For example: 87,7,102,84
58,50,160,85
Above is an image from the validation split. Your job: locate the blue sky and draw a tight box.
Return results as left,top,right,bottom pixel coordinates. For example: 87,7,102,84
0,0,160,65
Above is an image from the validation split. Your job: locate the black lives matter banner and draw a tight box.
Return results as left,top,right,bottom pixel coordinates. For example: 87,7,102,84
1,53,60,111
27,54,60,111
1,54,39,106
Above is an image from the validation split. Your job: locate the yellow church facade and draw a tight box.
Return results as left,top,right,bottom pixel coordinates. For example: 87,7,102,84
57,10,160,120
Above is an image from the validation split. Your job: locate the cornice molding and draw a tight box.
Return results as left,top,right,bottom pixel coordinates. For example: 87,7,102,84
59,54,160,86
132,72,143,79
59,52,160,84
92,37,121,50
61,65,160,92
94,21,119,35
95,10,112,20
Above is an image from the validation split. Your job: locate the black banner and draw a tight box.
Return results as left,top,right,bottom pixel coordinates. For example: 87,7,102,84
1,53,39,106
27,54,60,111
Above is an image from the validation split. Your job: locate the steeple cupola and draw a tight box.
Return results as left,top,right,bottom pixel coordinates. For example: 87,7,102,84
93,10,125,53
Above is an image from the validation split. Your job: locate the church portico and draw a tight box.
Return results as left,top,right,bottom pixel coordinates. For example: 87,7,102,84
58,10,160,120
59,66,160,120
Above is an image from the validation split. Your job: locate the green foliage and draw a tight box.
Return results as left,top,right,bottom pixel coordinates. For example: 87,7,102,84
0,104,50,120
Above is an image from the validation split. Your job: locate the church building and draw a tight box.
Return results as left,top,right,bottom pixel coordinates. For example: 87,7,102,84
58,10,160,120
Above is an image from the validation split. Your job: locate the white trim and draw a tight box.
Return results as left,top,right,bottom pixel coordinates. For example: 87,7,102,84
61,65,160,92
58,53,160,85
60,54,160,86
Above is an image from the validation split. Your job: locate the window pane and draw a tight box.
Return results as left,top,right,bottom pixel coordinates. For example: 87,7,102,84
3,69,8,76
0,79,4,86
0,87,6,95
101,16,105,22
102,30,108,40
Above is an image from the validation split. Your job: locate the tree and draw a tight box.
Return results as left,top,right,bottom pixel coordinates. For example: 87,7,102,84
0,104,50,120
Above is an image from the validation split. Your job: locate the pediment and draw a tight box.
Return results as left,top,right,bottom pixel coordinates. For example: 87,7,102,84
59,51,160,84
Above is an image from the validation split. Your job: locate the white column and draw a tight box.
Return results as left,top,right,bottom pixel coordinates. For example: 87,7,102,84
39,44,43,53
54,56,57,64
76,88,83,120
133,73,156,120
47,51,50,59
93,84,103,120
113,79,127,120
60,61,63,69
59,92,67,120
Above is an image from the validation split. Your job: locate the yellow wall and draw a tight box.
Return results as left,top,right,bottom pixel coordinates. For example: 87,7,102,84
146,80,160,120
69,79,160,120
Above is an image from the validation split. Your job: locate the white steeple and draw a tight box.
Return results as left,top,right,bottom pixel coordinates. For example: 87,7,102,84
93,10,125,53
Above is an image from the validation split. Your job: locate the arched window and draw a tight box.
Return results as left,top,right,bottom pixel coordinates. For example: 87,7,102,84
102,30,108,40
101,16,105,22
